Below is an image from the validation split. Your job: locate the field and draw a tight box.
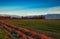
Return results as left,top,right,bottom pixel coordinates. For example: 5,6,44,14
0,19,60,39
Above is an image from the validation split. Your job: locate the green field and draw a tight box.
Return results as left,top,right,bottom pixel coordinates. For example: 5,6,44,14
1,19,60,39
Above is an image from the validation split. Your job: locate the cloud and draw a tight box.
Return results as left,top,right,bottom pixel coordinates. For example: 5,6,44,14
47,6,60,14
0,6,60,16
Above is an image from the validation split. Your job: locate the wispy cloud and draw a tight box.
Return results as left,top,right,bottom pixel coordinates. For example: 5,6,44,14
0,6,60,16
47,6,60,14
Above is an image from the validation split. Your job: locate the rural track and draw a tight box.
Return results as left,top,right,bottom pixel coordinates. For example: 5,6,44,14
0,21,54,39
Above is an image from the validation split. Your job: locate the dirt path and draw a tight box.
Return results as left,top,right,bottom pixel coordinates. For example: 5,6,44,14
0,21,54,39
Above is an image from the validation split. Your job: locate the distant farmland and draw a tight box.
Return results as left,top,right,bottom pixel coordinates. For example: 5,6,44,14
1,19,60,39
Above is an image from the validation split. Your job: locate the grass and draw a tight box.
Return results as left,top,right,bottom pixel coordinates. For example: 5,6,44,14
0,26,10,39
1,19,60,39
0,24,18,39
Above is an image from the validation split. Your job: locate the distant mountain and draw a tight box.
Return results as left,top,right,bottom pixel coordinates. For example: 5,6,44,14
45,14,60,19
24,14,60,19
0,14,60,19
10,15,21,18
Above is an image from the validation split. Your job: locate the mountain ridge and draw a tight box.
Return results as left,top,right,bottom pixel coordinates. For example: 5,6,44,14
0,14,60,19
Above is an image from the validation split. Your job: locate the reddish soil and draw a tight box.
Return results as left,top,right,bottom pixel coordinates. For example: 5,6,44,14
0,21,54,39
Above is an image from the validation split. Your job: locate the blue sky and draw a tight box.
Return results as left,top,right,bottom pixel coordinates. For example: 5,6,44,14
0,0,60,16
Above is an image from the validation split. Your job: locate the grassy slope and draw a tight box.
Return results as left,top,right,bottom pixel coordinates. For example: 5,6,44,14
2,19,60,39
0,26,10,39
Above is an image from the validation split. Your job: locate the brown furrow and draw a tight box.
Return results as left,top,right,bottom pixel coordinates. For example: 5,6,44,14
0,21,54,39
0,22,33,39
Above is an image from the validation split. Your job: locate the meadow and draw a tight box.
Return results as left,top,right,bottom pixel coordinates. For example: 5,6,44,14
1,19,60,39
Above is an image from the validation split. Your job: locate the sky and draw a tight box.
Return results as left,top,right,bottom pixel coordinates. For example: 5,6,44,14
0,0,60,16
